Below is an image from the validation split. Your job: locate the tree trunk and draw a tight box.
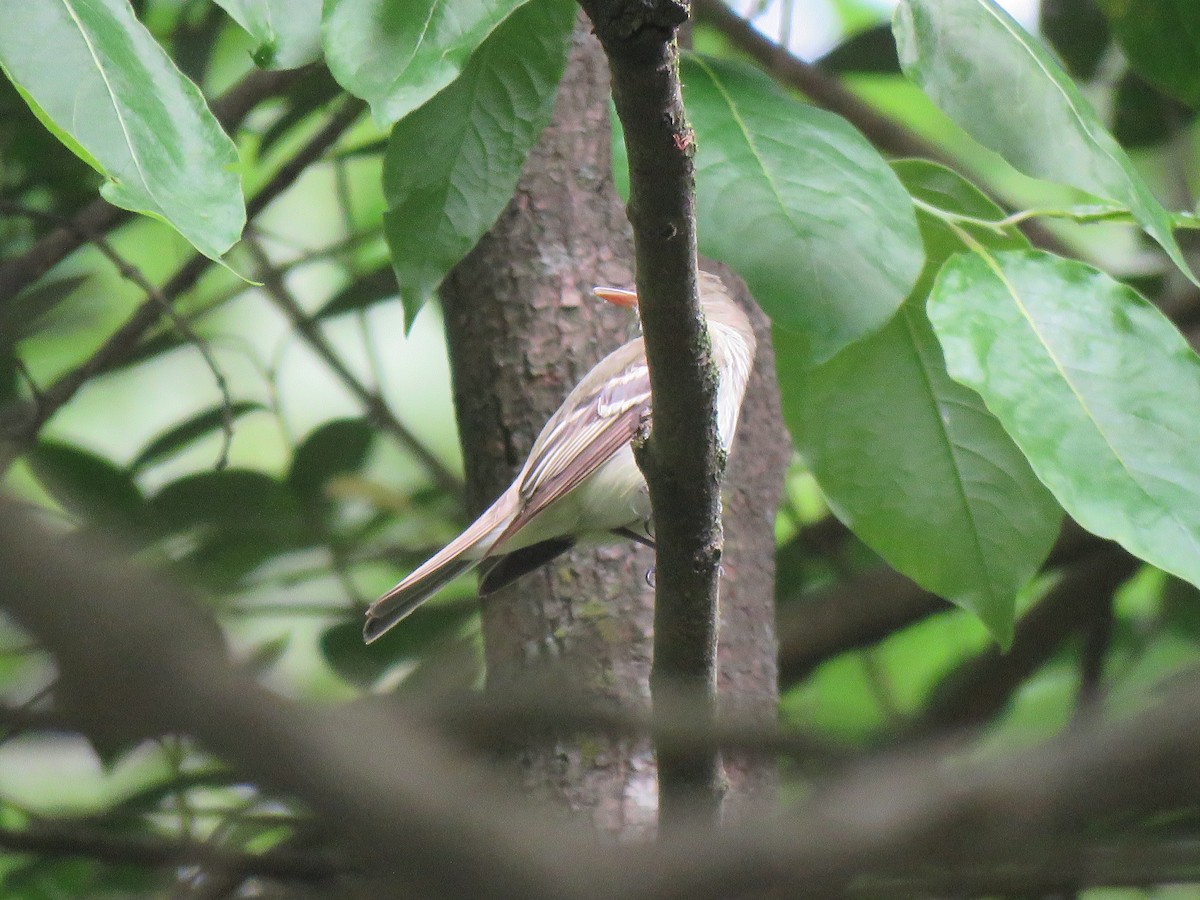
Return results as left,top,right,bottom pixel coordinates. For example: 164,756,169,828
439,18,788,836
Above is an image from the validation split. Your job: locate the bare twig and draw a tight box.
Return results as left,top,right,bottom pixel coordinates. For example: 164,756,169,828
243,234,464,500
0,67,308,306
0,98,366,474
0,200,238,469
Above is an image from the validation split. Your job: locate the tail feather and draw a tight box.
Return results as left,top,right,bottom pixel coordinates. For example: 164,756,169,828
363,558,476,642
363,491,515,643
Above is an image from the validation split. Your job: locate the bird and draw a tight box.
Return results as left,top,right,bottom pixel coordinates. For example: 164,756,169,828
363,271,757,644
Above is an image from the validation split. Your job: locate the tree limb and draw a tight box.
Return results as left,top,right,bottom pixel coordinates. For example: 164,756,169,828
0,823,338,882
244,234,463,499
0,67,308,306
577,0,724,830
0,98,365,474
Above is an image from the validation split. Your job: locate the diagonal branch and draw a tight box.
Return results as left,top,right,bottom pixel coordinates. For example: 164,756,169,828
0,67,308,307
692,0,1071,257
0,98,365,475
244,235,463,499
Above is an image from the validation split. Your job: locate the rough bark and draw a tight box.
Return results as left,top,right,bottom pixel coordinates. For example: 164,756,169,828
441,21,657,837
439,18,786,835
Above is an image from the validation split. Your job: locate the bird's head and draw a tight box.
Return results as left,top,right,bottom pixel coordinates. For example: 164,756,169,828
593,273,747,332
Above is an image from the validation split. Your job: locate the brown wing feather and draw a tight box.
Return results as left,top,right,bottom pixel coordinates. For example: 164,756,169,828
490,356,652,549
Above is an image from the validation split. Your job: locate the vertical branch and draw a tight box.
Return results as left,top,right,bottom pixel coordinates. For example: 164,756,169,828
577,0,724,828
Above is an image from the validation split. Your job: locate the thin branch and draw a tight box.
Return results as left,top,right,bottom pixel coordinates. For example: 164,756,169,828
692,0,1073,257
0,98,366,475
0,201,238,469
0,67,308,306
243,234,464,500
577,0,724,829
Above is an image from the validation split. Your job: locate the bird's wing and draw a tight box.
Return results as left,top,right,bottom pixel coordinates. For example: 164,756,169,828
490,342,652,548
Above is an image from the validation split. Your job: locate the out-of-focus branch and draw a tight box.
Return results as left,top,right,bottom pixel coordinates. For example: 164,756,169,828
0,495,606,900
620,676,1200,898
7,492,1200,897
398,681,852,776
0,98,365,474
0,824,338,882
576,0,723,828
0,67,309,306
907,549,1139,739
858,838,1200,896
244,235,463,499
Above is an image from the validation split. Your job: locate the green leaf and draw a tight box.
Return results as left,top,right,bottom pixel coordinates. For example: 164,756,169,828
382,0,574,328
893,0,1196,284
1040,0,1110,81
928,249,1200,592
681,54,924,363
150,469,302,535
1111,72,1195,149
313,265,398,320
321,600,475,685
27,440,144,525
1098,0,1200,106
816,23,900,74
0,0,244,260
0,274,89,351
213,0,322,69
181,530,292,591
130,401,265,472
784,162,1061,645
287,418,374,503
323,0,532,126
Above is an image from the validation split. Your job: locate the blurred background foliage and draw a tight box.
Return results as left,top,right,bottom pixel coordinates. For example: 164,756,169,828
2,0,1200,896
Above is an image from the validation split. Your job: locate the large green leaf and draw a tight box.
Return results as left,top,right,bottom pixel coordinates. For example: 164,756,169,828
314,264,398,321
893,0,1195,284
213,0,322,69
287,417,375,504
323,0,531,126
1098,0,1200,106
681,54,924,363
321,600,475,685
150,469,302,536
785,162,1061,644
0,0,244,259
928,249,1200,590
27,440,144,526
130,402,265,472
382,0,574,327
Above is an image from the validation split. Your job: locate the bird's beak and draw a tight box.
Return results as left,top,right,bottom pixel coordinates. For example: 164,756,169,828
592,286,638,308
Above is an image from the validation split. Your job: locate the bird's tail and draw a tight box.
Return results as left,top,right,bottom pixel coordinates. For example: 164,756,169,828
363,491,515,643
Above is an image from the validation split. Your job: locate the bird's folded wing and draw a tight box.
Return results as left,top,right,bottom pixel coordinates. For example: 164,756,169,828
491,353,652,548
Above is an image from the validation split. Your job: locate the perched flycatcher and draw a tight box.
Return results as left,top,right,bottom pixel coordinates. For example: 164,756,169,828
364,271,757,643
